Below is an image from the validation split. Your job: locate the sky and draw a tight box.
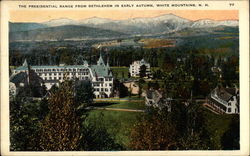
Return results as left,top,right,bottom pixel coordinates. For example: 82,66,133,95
10,10,238,23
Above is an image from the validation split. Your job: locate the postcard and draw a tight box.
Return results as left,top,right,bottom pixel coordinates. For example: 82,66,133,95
1,0,249,156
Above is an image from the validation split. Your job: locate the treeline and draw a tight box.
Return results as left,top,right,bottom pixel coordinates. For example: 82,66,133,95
152,53,239,98
130,102,239,150
10,43,238,68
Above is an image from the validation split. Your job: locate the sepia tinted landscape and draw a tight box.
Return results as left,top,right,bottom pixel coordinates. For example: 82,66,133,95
9,10,239,151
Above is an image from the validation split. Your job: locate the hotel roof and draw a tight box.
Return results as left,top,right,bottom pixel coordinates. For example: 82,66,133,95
15,55,112,77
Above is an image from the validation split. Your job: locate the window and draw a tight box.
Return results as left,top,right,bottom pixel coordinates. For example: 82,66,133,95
105,89,108,92
228,108,231,112
101,88,103,92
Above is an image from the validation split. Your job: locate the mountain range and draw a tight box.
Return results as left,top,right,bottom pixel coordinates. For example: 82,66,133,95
9,13,238,41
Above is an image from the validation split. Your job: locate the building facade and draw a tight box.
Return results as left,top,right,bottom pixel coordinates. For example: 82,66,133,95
12,55,113,98
129,59,151,77
206,87,239,114
145,89,172,111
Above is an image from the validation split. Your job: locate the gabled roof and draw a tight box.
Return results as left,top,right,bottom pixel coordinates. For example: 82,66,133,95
212,87,235,102
146,90,163,102
97,55,105,66
15,65,89,70
90,65,112,77
83,60,88,66
23,59,28,67
10,72,27,84
15,56,112,78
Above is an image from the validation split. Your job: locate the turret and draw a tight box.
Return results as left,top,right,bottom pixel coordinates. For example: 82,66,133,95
97,53,105,66
22,59,28,67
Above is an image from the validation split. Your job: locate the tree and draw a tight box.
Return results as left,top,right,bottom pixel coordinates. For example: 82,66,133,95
139,65,147,78
40,80,81,151
178,132,208,150
75,80,94,106
129,110,178,150
10,97,41,151
138,79,145,98
221,115,239,150
113,79,128,98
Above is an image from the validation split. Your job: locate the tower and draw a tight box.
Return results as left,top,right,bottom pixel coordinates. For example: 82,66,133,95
97,53,105,66
23,59,28,67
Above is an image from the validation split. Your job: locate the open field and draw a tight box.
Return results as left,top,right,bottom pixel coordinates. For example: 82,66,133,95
86,99,145,148
139,38,176,48
94,100,145,110
111,67,129,79
85,109,142,149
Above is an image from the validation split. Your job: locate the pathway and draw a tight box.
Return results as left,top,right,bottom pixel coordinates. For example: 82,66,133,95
86,106,145,112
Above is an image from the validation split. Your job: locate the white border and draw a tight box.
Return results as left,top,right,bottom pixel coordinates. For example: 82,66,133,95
1,1,249,156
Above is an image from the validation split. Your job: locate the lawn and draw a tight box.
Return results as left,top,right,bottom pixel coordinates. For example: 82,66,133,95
202,108,239,149
85,109,142,149
103,101,145,110
94,98,146,110
111,67,129,79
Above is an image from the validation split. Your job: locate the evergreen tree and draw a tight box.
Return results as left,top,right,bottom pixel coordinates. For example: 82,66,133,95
75,80,94,106
10,97,41,151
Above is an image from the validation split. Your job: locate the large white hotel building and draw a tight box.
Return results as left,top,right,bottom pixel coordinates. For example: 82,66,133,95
11,55,113,98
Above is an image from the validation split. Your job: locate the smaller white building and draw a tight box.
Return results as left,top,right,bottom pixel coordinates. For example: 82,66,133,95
145,89,171,111
207,87,239,114
129,59,150,77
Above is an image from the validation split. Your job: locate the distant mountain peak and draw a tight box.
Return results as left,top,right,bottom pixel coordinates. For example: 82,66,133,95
79,17,113,24
43,18,78,26
154,13,190,22
191,19,238,27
